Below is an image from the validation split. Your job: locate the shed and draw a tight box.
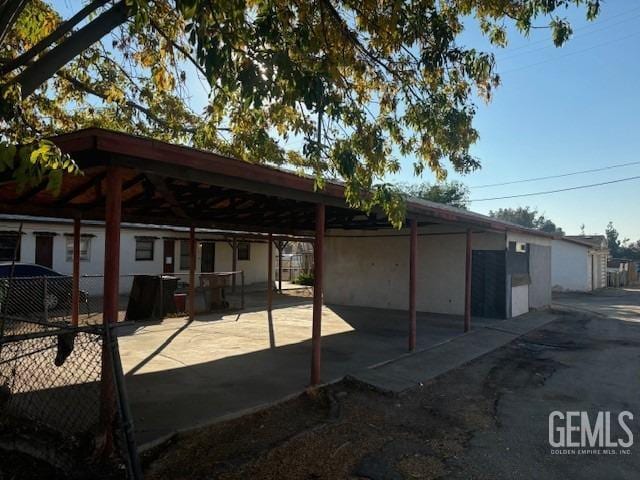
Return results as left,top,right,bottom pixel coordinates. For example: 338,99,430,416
551,236,609,292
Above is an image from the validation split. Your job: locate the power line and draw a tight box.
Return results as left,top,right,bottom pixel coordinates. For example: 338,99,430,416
470,175,640,202
496,5,640,55
471,161,640,189
498,13,640,62
501,30,640,74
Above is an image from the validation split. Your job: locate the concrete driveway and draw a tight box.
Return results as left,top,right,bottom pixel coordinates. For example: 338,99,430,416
553,286,640,321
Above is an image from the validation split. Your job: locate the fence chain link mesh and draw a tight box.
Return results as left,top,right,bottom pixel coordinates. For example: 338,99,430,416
0,277,138,479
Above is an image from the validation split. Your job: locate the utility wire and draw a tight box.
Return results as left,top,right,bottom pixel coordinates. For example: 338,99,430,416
496,5,640,55
471,160,640,188
501,31,640,74
471,175,640,202
498,13,640,62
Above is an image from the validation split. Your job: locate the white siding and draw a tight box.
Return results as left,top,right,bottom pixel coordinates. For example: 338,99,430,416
551,239,590,292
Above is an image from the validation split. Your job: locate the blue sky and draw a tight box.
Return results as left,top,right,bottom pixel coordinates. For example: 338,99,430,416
53,1,640,240
436,1,640,240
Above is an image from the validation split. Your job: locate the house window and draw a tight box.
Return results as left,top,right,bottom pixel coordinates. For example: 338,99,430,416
237,242,250,261
135,238,155,261
0,234,20,262
65,237,91,261
179,240,190,270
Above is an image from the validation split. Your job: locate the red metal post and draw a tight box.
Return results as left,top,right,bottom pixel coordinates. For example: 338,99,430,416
189,226,196,320
278,241,283,293
231,236,237,293
464,228,472,333
409,218,417,351
100,166,122,456
71,215,81,326
267,233,273,311
310,203,325,386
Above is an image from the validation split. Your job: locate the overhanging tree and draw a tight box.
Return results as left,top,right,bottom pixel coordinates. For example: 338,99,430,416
489,206,564,235
399,181,469,209
0,0,600,224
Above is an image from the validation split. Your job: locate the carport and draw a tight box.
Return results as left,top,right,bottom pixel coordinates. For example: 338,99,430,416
0,128,552,446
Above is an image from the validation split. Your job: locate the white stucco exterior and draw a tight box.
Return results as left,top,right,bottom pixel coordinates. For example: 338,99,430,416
0,218,271,295
511,285,529,317
551,238,608,292
324,226,552,319
324,226,503,316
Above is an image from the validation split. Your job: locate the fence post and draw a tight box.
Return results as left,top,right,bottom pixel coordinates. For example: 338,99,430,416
241,270,245,310
71,216,81,326
43,276,48,322
105,324,143,480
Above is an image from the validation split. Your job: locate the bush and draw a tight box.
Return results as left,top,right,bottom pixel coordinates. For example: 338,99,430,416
294,272,314,286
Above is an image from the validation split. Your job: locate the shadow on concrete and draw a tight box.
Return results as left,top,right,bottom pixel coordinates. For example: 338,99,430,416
121,303,487,446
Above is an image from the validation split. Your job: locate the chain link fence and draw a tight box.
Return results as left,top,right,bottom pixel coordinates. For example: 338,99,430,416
0,279,142,479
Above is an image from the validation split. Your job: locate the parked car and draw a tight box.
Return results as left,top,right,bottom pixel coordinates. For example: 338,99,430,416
0,263,79,316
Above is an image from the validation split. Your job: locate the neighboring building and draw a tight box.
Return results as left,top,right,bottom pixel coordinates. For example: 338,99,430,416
0,216,272,295
324,213,553,319
607,258,637,287
551,235,608,292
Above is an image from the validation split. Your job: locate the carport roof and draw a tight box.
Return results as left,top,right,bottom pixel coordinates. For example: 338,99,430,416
0,128,552,237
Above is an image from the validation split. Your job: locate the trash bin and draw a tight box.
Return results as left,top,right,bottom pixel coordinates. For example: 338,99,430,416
125,275,178,321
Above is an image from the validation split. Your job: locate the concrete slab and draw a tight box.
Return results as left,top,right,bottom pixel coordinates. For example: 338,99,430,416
117,289,556,447
349,312,559,394
553,287,640,322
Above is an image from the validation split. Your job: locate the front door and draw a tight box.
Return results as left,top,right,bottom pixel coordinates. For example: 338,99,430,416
35,235,53,268
201,242,215,272
471,250,506,319
163,240,175,273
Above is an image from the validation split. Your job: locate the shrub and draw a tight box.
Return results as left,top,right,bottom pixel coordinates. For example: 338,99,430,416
294,272,314,286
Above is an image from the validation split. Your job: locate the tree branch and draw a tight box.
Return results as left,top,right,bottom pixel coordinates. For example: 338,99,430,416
0,0,110,75
0,0,27,47
57,70,199,134
13,1,131,99
148,17,207,78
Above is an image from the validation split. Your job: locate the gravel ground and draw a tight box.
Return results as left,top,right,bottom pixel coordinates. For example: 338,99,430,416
142,309,640,479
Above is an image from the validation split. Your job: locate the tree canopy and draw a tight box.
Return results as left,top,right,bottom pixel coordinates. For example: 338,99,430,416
489,207,564,235
0,0,600,224
399,181,469,209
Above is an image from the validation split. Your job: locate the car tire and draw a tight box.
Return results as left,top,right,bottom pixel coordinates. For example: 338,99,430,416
44,293,59,311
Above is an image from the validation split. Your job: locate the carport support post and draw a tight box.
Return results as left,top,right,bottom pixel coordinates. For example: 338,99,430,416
71,215,81,326
464,229,472,333
267,233,273,311
189,226,196,320
310,203,325,386
278,241,283,293
99,167,122,457
231,237,237,293
409,219,417,351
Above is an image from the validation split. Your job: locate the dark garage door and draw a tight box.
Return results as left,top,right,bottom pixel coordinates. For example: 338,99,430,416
472,250,506,319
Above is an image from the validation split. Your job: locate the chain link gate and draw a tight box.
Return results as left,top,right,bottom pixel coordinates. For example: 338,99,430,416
0,275,142,479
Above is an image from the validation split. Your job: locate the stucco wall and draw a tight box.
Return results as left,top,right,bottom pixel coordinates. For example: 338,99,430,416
323,227,505,316
528,244,552,309
511,284,529,317
1,220,270,295
551,239,589,291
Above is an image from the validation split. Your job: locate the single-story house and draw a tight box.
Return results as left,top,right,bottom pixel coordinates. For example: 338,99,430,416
551,235,608,292
0,215,279,294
